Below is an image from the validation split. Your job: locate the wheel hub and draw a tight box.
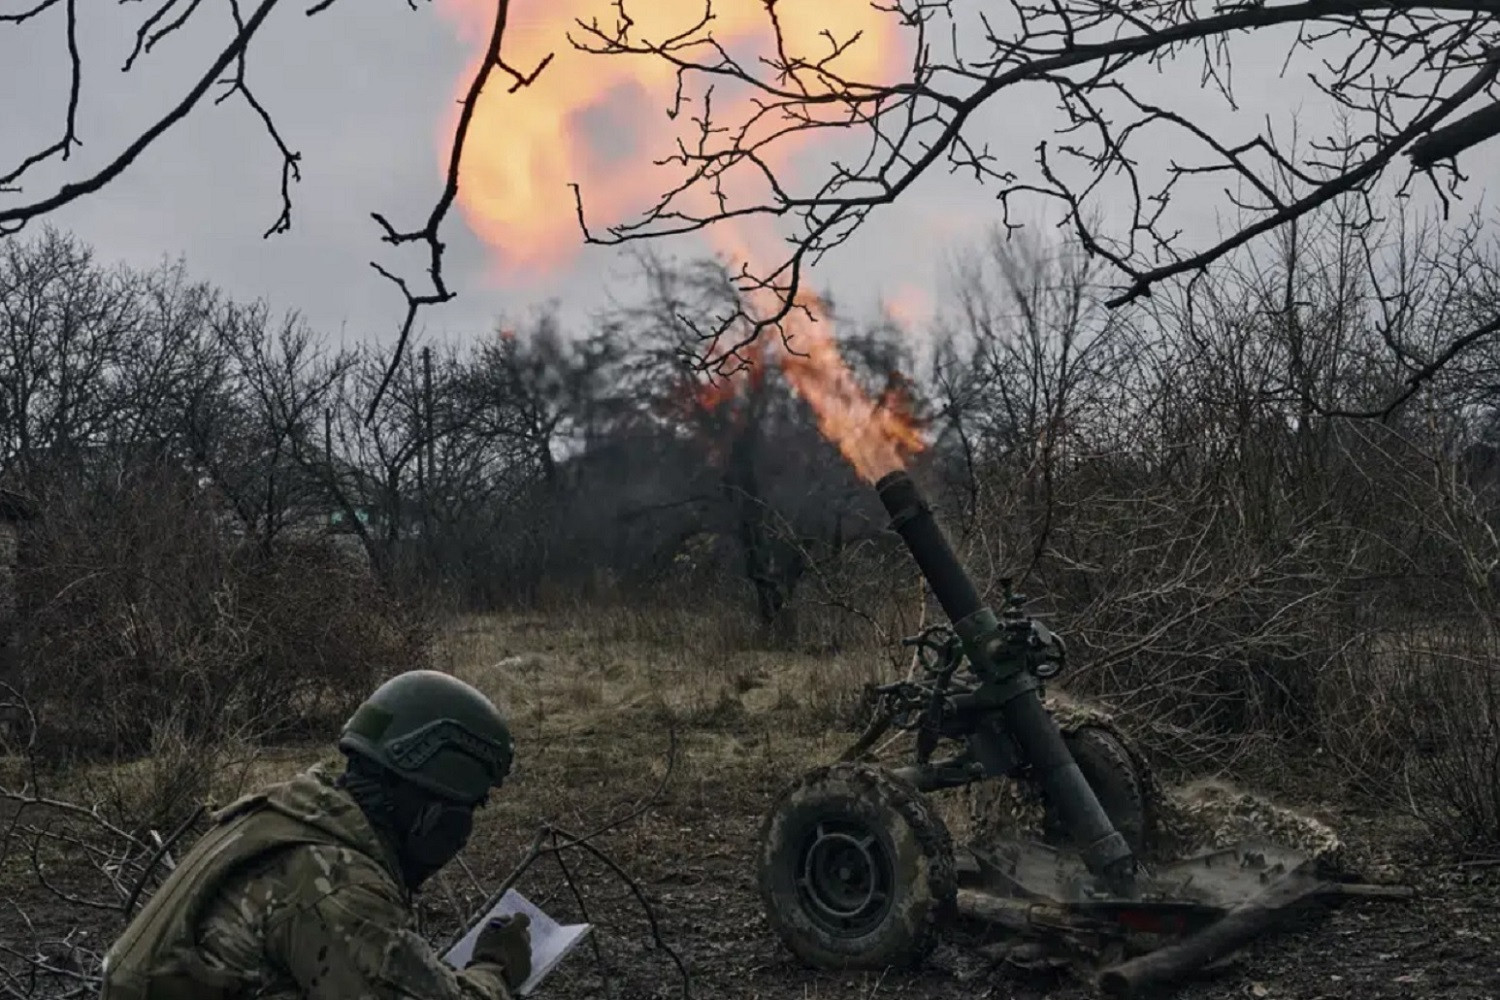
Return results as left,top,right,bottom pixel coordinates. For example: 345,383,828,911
796,819,894,937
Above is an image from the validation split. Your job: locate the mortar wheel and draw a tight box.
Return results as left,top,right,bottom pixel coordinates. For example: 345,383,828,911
1040,725,1151,853
757,762,956,970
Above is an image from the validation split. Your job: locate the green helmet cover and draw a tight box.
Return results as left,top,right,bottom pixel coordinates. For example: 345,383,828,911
338,670,514,804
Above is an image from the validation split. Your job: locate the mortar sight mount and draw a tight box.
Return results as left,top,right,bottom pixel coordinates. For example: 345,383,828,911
873,590,1069,784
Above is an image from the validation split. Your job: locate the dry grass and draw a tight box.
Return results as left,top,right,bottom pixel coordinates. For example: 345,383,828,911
417,608,1005,883
432,606,898,742
0,606,910,890
13,601,1497,872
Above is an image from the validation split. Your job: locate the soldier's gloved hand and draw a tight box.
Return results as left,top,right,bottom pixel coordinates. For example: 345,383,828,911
473,912,531,989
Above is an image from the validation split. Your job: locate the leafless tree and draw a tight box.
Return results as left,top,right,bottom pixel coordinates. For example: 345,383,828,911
321,324,634,603
460,315,629,491
176,302,349,551
411,343,522,528
599,253,913,630
0,0,551,417
568,0,1500,401
0,228,353,550
309,346,433,575
0,230,148,481
105,259,225,464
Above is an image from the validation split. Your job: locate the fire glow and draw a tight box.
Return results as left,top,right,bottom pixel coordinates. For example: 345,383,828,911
435,0,928,481
775,298,927,482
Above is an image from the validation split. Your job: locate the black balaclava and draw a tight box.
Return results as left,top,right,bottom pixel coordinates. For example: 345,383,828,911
337,754,477,892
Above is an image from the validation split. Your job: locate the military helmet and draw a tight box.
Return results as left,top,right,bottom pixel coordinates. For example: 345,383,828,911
338,670,514,805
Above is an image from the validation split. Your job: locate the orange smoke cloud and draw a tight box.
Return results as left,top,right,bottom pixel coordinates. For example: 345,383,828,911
436,0,908,273
437,0,927,480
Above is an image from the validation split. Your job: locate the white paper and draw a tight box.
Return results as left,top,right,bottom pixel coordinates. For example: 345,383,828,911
443,888,593,997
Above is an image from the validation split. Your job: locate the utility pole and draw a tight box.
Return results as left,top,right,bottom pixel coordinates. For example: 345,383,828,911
423,345,435,486
422,345,435,526
324,407,334,529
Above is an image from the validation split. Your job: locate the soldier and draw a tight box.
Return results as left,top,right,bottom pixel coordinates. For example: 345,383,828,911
100,670,531,1000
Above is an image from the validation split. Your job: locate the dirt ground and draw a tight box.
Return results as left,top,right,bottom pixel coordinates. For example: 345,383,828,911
494,779,1500,1000
5,610,1499,999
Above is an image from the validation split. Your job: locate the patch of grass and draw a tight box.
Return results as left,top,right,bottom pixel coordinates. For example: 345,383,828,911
417,609,895,890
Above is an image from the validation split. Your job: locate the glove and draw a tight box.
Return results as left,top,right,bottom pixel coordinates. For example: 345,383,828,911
472,912,531,990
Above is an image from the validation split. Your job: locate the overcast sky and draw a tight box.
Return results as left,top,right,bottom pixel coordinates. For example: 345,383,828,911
0,1,1486,361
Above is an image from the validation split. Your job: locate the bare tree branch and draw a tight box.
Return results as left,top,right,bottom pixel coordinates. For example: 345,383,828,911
1409,97,1500,166
214,0,302,238
565,0,1500,386
364,0,553,422
0,0,79,190
0,0,283,236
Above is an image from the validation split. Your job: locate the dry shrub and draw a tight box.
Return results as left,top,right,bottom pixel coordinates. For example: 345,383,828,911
62,720,263,836
1313,628,1417,795
1033,500,1342,775
1318,619,1500,848
8,464,431,765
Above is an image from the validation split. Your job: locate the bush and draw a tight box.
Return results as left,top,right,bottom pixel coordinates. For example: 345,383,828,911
1319,620,1500,848
7,463,432,764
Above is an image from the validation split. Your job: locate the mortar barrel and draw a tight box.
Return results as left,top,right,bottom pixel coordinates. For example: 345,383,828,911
874,469,1135,886
875,470,983,623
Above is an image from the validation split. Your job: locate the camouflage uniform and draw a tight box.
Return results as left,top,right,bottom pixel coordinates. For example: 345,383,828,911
101,764,511,1000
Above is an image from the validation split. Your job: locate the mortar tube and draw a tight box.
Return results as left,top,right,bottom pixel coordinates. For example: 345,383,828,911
875,469,1136,888
874,471,983,623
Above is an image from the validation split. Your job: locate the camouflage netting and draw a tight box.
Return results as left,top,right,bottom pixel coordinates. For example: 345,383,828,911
966,691,1346,872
